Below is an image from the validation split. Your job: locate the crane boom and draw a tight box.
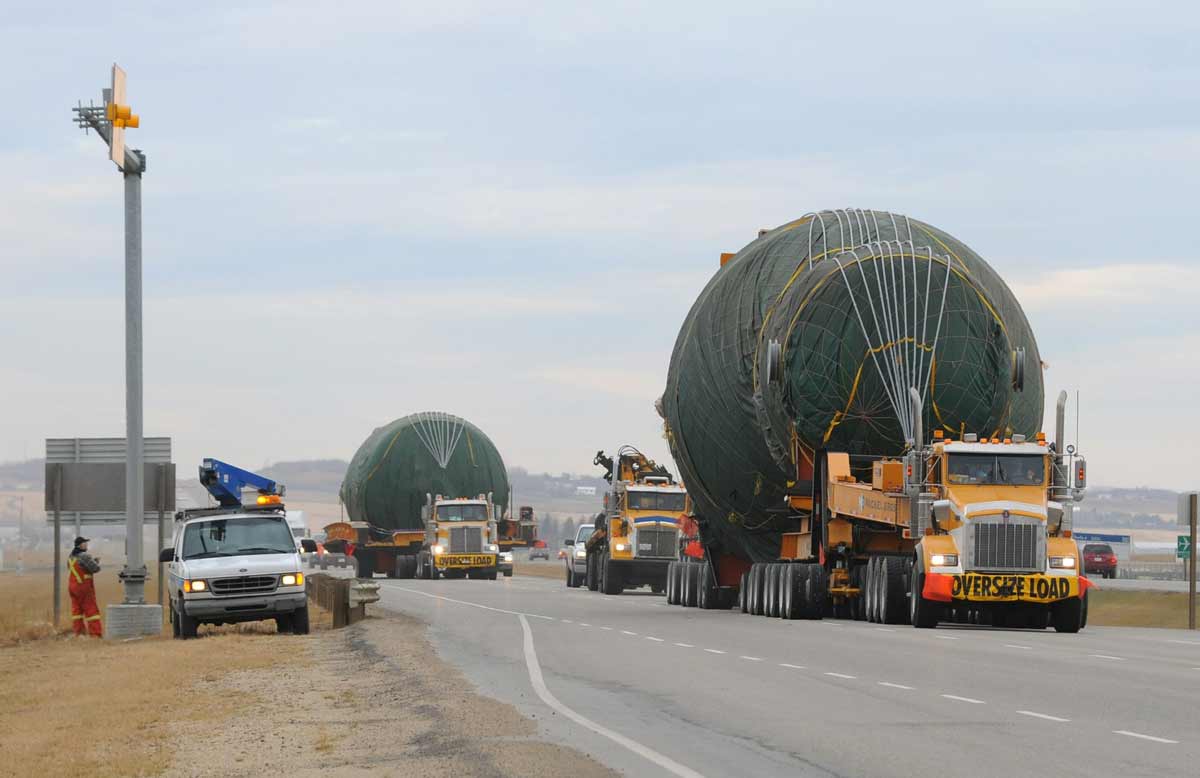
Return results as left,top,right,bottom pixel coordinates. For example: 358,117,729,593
198,458,285,507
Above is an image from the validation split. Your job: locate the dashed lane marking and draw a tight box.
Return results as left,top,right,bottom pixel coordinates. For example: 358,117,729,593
941,694,985,704
704,648,726,655
674,642,694,648
824,672,856,680
935,635,958,641
646,636,664,642
561,619,574,623
600,626,613,630
391,587,555,620
1167,639,1200,646
1004,644,1032,650
1017,711,1070,723
875,628,896,633
518,615,707,778
780,663,806,670
1113,730,1178,744
878,682,914,690
739,655,763,662
1088,654,1125,661
621,630,638,636
579,623,591,627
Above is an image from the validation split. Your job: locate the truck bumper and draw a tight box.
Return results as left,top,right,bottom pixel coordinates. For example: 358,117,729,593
434,553,498,571
182,591,308,622
924,572,1092,604
607,557,671,586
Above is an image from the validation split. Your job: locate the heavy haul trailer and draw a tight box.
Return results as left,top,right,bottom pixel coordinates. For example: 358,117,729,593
325,494,502,580
583,446,689,595
659,209,1091,630
497,505,538,553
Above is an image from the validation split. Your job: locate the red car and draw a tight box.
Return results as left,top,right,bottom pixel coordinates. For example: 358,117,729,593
1082,543,1118,579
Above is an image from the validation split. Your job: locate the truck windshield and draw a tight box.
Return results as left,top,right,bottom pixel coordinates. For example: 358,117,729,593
182,517,296,559
627,491,687,511
437,504,489,522
947,454,1044,486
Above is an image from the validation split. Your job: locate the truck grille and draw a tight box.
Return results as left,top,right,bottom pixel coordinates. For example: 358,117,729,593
971,518,1041,571
210,575,277,596
634,528,677,558
450,527,483,553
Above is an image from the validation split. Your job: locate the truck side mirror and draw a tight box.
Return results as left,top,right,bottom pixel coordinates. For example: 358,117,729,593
300,539,318,553
158,547,175,563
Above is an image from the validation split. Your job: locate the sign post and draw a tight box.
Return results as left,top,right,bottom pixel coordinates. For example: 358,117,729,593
1180,492,1198,631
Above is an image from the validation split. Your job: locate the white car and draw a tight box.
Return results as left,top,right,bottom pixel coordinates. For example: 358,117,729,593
564,523,594,588
162,507,310,638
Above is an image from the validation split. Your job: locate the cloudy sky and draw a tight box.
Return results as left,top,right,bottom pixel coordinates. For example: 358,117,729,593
2,1,1197,489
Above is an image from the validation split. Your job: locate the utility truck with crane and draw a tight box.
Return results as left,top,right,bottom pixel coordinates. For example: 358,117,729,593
161,459,310,638
583,447,689,595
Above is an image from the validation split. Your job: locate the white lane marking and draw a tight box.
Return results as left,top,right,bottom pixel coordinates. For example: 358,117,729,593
941,694,985,704
674,642,694,648
1018,710,1070,723
621,630,638,636
1004,644,1032,650
579,623,591,627
704,648,726,655
391,586,555,620
821,622,842,627
824,672,856,680
1113,730,1178,744
561,619,574,623
600,626,613,630
779,663,806,670
1089,654,1125,661
646,636,664,642
935,635,958,641
739,655,763,662
1167,639,1200,646
878,682,914,690
518,615,707,778
875,628,896,633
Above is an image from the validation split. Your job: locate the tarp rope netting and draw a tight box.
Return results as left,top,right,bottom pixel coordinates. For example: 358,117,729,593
340,412,510,532
660,209,1042,562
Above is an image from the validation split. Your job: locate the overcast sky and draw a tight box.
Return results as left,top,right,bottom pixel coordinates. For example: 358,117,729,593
2,1,1197,489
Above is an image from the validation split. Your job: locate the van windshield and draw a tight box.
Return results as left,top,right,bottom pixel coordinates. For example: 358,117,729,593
182,517,296,559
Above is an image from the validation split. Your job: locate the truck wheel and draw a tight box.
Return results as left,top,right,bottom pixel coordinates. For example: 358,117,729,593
780,564,798,619
586,554,599,591
805,564,827,621
1051,596,1084,633
666,562,678,604
292,605,311,635
177,603,199,639
699,563,718,609
882,557,907,625
910,563,940,629
602,553,623,595
738,570,749,613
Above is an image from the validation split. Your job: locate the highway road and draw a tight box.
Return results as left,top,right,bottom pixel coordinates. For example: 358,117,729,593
370,574,1200,778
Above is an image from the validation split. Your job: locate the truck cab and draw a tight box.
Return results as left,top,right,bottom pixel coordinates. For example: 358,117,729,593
414,494,500,580
587,446,689,594
163,504,309,638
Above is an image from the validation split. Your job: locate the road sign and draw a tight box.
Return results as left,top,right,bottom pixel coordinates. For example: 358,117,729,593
1180,536,1192,559
44,437,172,523
109,64,126,168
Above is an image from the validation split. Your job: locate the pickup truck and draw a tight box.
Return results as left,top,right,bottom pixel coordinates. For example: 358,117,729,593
162,505,310,638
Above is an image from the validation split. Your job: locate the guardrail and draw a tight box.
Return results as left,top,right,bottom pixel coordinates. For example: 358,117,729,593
306,573,380,627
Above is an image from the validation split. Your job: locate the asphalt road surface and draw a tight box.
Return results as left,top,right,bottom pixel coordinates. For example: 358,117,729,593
371,574,1199,778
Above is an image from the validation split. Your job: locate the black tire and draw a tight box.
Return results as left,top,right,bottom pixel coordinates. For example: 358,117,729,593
274,614,293,632
1080,590,1089,629
566,564,578,588
170,603,181,637
405,556,419,579
665,562,678,604
850,567,865,621
910,565,940,629
739,571,750,613
356,550,375,579
882,557,907,625
504,570,513,577
753,564,767,615
292,605,310,635
429,556,441,581
781,563,798,619
177,602,199,639
805,564,827,620
685,563,700,607
1052,595,1084,633
601,553,623,595
697,564,712,609
864,558,876,623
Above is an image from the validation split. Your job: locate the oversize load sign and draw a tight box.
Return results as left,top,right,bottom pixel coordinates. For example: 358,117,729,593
950,573,1077,602
437,554,496,568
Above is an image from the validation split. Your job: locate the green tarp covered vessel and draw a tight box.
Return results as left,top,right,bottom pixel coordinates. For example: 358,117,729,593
660,209,1043,562
340,412,510,531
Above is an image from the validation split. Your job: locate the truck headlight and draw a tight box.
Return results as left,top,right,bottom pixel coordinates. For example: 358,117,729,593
183,579,207,593
614,543,628,552
1049,556,1076,569
281,573,305,586
431,544,445,555
930,553,958,567
500,551,513,562
486,544,498,553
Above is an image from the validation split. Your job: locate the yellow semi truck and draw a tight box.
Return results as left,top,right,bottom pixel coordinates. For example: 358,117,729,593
737,389,1091,631
585,447,689,595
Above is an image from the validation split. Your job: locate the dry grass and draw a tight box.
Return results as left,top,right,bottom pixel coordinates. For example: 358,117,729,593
1086,589,1193,629
513,561,563,581
0,570,155,645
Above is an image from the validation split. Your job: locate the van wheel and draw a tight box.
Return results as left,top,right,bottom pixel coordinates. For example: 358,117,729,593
177,602,199,639
292,606,310,635
170,604,181,637
274,614,293,632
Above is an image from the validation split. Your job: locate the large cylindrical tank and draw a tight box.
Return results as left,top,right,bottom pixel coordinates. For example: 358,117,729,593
340,412,510,531
660,209,1043,562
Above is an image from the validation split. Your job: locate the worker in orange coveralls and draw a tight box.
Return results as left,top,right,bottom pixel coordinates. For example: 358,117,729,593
67,536,103,637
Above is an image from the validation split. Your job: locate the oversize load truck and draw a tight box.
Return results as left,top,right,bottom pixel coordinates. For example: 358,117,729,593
584,446,688,595
324,493,501,580
661,209,1092,631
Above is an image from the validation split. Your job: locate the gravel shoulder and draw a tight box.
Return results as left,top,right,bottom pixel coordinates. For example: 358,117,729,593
168,609,616,778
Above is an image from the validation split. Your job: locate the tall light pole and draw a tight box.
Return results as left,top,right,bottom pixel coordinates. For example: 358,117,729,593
72,64,150,606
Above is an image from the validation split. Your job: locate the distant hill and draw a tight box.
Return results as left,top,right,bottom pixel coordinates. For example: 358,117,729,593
0,459,43,491
261,459,349,494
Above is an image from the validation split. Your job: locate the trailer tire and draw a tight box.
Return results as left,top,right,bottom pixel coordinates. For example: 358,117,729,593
780,563,798,619
356,550,375,579
685,563,700,607
665,562,677,604
753,563,767,615
739,571,750,613
804,564,826,620
697,564,711,609
882,557,907,625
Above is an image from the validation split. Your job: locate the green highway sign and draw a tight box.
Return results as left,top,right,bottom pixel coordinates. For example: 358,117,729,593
1180,536,1192,559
